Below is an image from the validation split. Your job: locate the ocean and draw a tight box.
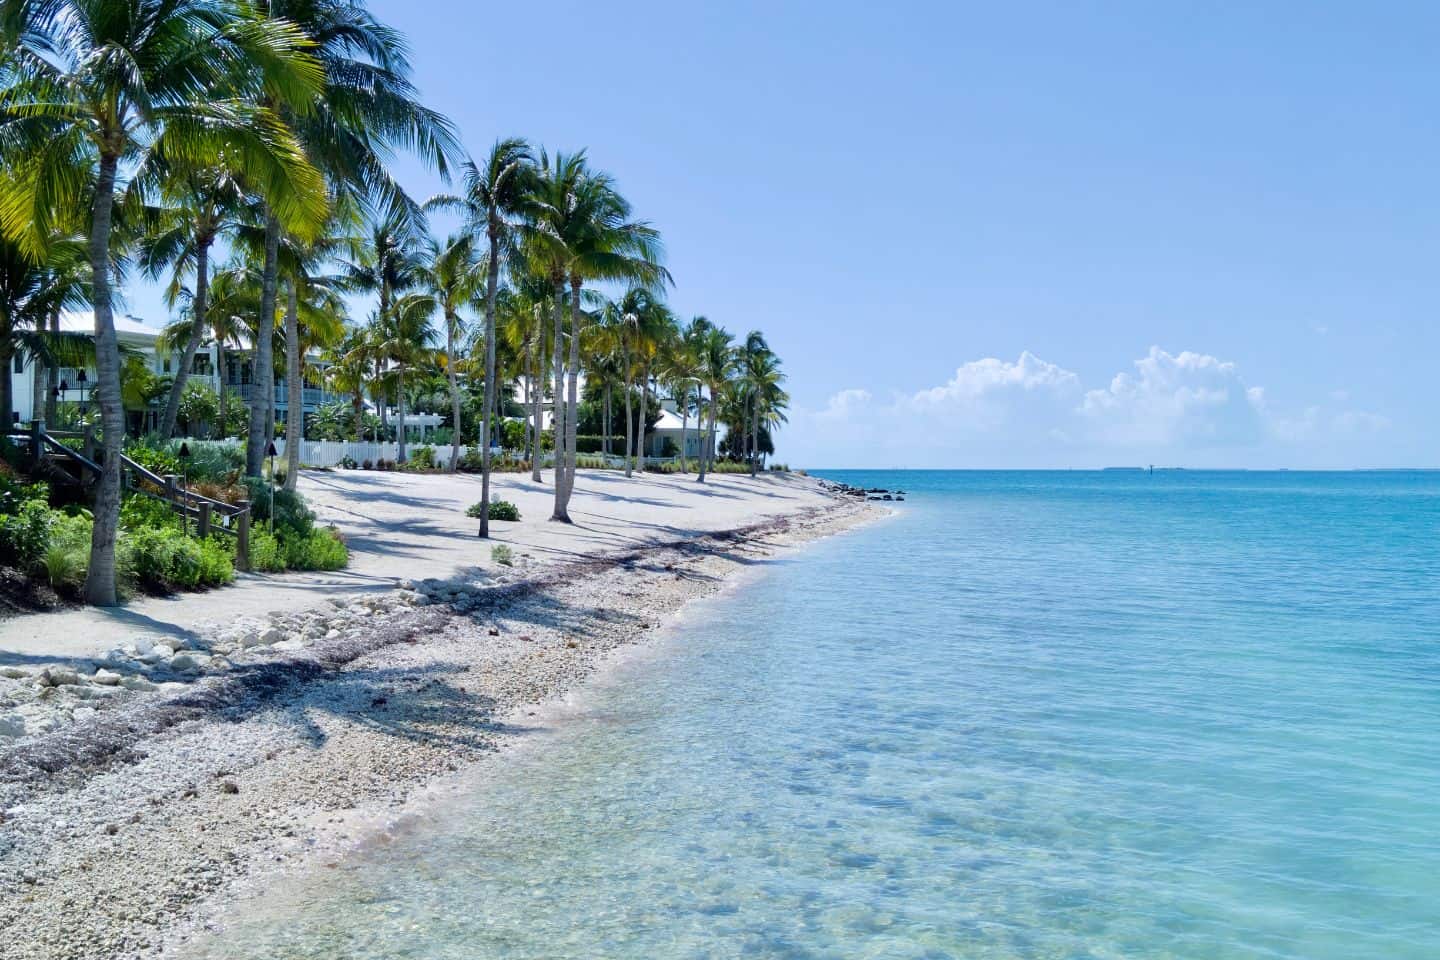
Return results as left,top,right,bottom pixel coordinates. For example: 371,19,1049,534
179,470,1440,958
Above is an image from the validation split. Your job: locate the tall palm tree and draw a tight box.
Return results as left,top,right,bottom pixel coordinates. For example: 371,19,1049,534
277,220,351,489
323,324,373,441
138,166,261,439
663,318,707,472
739,336,784,476
430,138,535,534
343,209,422,443
243,0,461,477
523,151,669,518
0,0,326,605
0,230,91,427
416,232,482,472
695,322,734,483
375,291,437,461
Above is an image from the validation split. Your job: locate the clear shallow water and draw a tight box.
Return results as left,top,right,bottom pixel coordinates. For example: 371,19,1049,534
182,471,1440,959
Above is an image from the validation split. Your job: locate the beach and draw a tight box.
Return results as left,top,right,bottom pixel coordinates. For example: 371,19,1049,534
0,470,878,960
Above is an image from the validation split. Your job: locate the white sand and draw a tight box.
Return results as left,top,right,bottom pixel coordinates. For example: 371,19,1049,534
0,469,831,663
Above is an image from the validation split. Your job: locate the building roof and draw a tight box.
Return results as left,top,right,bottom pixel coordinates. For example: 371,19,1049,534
652,408,709,433
58,311,166,340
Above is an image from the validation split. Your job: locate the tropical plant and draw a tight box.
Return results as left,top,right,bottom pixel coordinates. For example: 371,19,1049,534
0,0,328,604
430,137,535,533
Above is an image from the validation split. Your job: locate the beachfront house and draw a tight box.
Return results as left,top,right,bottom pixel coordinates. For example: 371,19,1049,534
8,311,342,434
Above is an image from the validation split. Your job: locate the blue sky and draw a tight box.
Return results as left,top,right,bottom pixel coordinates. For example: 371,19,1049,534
132,1,1440,468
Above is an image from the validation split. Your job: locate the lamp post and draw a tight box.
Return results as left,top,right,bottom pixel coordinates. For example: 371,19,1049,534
76,369,89,420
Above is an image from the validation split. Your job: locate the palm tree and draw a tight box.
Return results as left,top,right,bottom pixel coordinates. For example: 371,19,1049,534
0,0,326,605
695,322,734,483
430,137,535,534
324,325,373,441
243,0,461,477
278,225,351,489
739,336,785,476
663,318,707,472
416,232,482,472
523,151,670,519
138,166,260,439
343,210,423,443
376,292,438,461
0,231,91,427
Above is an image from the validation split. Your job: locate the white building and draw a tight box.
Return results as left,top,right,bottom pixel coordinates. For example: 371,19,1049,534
11,312,341,430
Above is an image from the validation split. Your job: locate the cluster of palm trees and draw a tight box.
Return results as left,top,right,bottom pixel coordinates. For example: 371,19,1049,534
0,0,787,607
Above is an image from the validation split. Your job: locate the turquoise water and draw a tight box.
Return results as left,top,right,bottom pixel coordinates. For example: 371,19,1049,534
183,471,1440,959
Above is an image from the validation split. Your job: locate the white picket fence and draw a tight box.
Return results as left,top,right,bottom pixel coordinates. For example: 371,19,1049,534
184,438,689,471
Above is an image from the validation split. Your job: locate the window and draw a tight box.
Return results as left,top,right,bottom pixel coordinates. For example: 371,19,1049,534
12,355,23,374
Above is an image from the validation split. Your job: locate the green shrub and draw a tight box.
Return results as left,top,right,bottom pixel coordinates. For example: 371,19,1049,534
120,494,181,532
465,499,520,521
123,440,181,478
124,526,234,591
243,478,316,538
404,445,436,470
491,544,513,566
42,543,85,590
0,476,49,516
0,500,55,570
248,528,287,573
283,526,348,571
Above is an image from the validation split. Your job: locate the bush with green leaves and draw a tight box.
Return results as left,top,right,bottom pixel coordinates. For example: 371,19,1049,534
242,477,316,538
285,526,348,570
405,445,437,470
0,475,48,516
490,544,514,566
465,500,520,522
120,494,181,532
0,500,55,570
122,526,233,591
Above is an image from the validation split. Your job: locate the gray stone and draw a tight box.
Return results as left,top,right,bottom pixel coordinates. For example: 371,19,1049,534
91,669,123,686
0,714,25,738
0,666,30,680
169,653,210,673
39,666,81,687
120,676,159,692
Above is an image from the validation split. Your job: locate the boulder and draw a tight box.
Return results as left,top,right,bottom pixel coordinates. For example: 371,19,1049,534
272,639,304,653
91,669,123,686
120,676,159,693
168,653,210,673
244,627,283,649
0,666,30,680
39,666,81,687
0,714,25,738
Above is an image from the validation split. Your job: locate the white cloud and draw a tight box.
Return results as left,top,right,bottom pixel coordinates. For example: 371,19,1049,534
783,345,1394,468
1079,347,1266,448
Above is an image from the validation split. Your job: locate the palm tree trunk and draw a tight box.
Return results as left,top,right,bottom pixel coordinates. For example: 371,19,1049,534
31,346,45,427
603,384,611,458
84,152,123,606
623,361,634,479
696,390,709,483
479,224,502,536
636,364,649,474
750,393,759,478
447,311,461,473
549,284,568,521
0,341,14,433
245,211,280,476
44,305,58,426
680,398,689,474
284,282,301,492
159,234,211,439
397,361,407,462
216,340,227,435
560,277,583,510
529,326,542,482
352,392,363,442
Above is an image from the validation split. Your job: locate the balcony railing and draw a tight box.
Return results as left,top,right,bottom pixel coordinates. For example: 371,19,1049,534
227,382,336,407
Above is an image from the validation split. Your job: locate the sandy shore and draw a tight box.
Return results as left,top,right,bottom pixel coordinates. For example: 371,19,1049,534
0,473,877,960
0,469,834,664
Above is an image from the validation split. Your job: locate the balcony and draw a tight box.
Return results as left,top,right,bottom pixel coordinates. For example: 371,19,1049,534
227,382,337,408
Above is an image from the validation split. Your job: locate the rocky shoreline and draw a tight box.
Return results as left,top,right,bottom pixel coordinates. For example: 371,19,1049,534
0,496,878,960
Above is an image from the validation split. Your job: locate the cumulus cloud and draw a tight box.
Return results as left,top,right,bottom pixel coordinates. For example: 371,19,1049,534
784,345,1391,468
1079,347,1267,448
